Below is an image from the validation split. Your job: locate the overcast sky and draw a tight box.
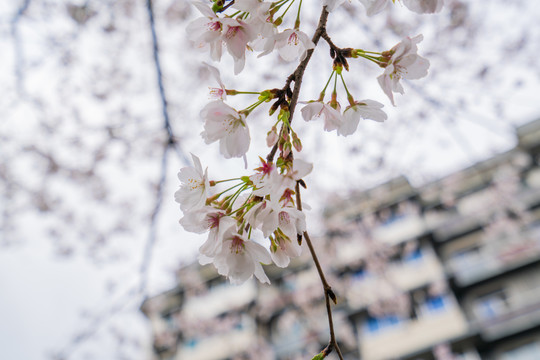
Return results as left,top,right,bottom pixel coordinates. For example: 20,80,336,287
1,1,540,359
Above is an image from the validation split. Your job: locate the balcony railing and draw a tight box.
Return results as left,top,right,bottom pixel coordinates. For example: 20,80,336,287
473,286,540,341
449,226,540,286
359,301,469,360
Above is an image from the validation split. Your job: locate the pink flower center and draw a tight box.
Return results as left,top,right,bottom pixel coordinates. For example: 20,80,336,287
207,212,223,229
208,21,222,32
230,236,245,254
225,26,240,40
278,211,291,226
209,87,225,99
280,189,294,206
288,32,299,46
255,160,273,176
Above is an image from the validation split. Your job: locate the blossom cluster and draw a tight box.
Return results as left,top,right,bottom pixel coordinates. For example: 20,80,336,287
176,0,441,284
187,0,315,74
175,154,312,284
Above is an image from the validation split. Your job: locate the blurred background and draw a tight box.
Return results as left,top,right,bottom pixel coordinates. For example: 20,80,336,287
1,0,540,359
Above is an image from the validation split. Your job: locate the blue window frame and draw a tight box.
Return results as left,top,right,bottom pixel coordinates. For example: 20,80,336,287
425,295,446,312
403,248,423,263
364,315,401,334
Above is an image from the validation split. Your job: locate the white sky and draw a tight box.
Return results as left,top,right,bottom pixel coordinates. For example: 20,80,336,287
1,1,540,359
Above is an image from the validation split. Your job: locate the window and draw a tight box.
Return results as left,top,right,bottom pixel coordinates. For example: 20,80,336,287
403,247,423,263
473,289,508,320
425,295,447,313
363,315,403,335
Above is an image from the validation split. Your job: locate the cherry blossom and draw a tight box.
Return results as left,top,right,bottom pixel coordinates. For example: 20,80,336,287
402,0,444,14
300,101,343,132
323,0,347,12
186,2,225,61
187,3,255,74
220,17,256,74
233,0,272,17
358,0,388,16
377,35,429,105
275,29,315,62
206,228,271,285
270,208,305,267
338,100,387,136
204,62,227,100
289,158,313,182
200,100,251,158
251,160,284,197
174,154,210,211
180,206,237,258
251,22,279,58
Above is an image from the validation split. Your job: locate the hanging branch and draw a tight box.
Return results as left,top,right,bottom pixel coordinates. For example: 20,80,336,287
296,182,344,360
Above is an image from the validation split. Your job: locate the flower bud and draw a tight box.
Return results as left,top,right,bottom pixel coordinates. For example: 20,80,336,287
282,141,292,158
292,136,302,152
266,126,279,147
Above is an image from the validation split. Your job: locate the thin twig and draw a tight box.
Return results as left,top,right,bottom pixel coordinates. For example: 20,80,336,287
55,3,188,356
296,182,344,360
146,0,189,163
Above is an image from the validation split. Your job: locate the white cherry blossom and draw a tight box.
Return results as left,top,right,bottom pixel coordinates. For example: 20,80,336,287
300,101,343,132
204,62,227,100
402,0,444,14
338,100,387,136
186,2,255,74
289,158,314,182
251,160,285,197
220,17,256,74
323,0,347,12
358,0,388,16
377,35,429,106
275,29,315,62
186,2,224,61
245,198,277,236
180,206,237,258
232,0,271,15
200,100,251,158
208,228,271,285
174,154,210,211
252,23,279,58
270,207,305,267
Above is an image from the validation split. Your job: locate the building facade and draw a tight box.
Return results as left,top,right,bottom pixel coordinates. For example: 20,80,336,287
141,119,540,360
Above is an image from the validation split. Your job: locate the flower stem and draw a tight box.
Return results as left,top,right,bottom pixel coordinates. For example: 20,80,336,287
212,177,242,184
339,73,352,98
320,70,335,98
294,0,302,29
281,0,296,18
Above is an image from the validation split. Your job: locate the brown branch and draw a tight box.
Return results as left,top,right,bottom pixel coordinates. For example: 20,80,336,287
266,6,330,164
296,181,344,360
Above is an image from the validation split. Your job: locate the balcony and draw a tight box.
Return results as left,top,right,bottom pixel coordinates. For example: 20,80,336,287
359,296,469,360
472,285,540,341
182,280,256,320
176,317,257,360
346,248,445,310
372,213,426,245
448,225,540,287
